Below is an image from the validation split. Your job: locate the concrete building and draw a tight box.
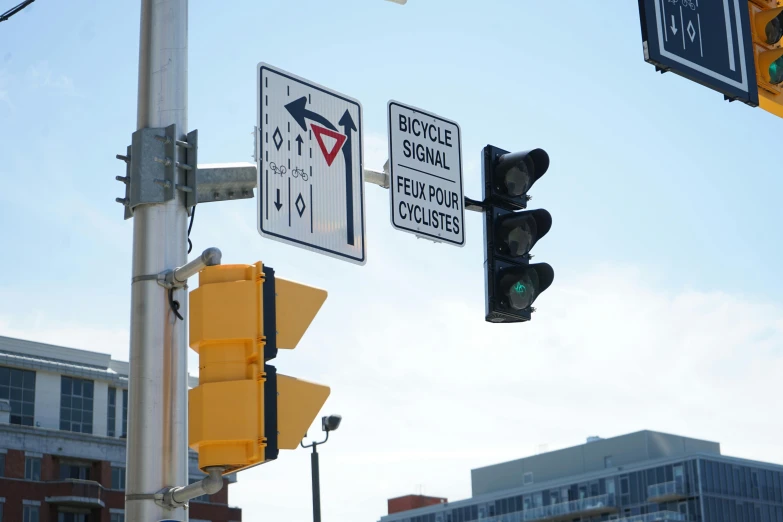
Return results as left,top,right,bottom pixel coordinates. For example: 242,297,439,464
380,430,783,522
0,335,242,522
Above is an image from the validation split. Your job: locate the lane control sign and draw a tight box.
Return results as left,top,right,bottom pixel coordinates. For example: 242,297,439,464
257,63,366,265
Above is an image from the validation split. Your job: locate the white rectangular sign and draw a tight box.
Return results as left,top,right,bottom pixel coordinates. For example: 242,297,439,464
387,101,464,247
257,63,366,264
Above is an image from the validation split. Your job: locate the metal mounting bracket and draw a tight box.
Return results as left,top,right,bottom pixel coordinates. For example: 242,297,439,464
115,125,198,219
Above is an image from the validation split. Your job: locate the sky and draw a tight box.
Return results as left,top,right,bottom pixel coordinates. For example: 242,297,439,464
1,0,783,521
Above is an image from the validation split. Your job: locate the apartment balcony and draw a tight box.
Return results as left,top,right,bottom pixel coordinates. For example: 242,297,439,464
45,479,105,508
484,494,618,522
615,511,687,522
647,481,687,502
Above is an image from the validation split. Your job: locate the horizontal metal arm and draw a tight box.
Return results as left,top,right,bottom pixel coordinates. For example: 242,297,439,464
301,429,330,449
364,168,390,188
195,160,484,211
196,163,258,203
160,247,222,288
162,467,225,508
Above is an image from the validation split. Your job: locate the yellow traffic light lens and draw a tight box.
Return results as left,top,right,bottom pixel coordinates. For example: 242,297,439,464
770,56,783,84
766,14,783,45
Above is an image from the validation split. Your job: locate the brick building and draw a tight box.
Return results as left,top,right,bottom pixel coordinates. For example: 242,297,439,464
0,335,242,522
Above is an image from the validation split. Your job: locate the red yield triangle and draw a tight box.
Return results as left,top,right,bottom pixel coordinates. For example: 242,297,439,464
311,124,346,167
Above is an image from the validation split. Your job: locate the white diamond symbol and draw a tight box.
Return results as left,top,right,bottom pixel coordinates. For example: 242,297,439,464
687,21,696,42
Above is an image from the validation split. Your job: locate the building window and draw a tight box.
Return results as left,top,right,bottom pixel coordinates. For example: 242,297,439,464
111,467,126,490
59,463,90,481
0,502,3,522
107,387,116,437
23,505,39,522
25,456,41,481
0,452,5,477
110,514,125,522
57,513,87,522
60,376,94,434
122,389,128,437
523,472,533,485
0,365,36,426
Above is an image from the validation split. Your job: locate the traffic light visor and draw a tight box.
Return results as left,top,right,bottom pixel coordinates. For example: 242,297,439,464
498,263,554,310
494,149,549,197
754,7,783,45
765,11,783,44
497,209,552,258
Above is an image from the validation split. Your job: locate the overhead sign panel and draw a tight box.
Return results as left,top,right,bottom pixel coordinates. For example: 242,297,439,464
257,63,366,265
387,101,465,247
638,0,759,106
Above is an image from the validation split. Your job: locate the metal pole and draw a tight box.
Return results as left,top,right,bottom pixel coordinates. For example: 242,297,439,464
126,0,189,520
311,444,322,522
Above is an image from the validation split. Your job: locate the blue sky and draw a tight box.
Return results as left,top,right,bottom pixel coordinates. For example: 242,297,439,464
2,1,783,521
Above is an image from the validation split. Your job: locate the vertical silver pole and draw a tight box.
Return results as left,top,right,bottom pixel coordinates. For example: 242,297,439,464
126,0,189,520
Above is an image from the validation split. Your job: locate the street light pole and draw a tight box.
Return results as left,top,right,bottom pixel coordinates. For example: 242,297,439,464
301,415,342,522
125,0,189,520
309,436,325,522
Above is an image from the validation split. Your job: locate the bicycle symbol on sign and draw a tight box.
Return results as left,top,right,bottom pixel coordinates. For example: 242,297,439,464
270,162,287,177
668,0,696,10
291,166,309,182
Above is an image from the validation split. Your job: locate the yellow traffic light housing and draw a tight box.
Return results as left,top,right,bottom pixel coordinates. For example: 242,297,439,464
188,261,330,474
749,0,783,117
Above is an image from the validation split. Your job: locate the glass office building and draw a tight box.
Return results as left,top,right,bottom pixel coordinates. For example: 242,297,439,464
379,431,783,522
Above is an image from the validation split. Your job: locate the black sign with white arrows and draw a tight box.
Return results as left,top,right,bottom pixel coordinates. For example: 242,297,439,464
638,0,759,106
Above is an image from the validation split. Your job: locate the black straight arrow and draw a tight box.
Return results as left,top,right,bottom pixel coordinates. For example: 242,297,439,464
274,188,283,211
338,109,356,246
295,134,303,156
285,97,337,132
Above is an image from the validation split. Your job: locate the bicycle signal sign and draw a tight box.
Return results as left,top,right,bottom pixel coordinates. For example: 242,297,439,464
257,63,366,265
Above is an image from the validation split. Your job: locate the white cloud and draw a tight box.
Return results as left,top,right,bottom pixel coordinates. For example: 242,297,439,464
27,61,75,95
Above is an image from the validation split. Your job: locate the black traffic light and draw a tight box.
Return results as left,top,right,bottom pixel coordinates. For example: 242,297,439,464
482,145,554,323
